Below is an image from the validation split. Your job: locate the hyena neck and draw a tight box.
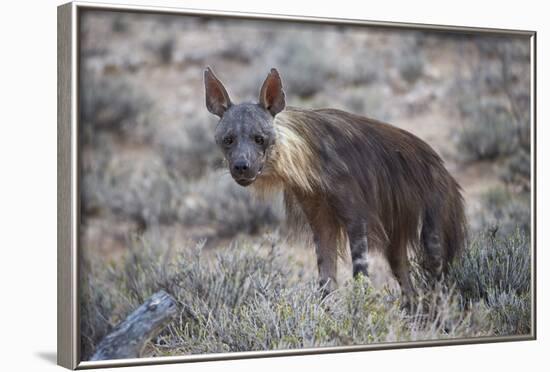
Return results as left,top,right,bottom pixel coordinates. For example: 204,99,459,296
252,109,322,197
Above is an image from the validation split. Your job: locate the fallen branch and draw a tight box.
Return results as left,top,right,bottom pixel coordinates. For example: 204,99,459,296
91,290,177,361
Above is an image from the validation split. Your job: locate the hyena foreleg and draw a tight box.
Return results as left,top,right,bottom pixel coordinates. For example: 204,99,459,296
313,228,339,297
300,199,340,297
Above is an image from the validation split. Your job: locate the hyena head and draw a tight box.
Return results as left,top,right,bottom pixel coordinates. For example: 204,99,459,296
204,67,286,186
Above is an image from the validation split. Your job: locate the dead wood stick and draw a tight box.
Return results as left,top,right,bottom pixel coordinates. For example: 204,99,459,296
90,290,177,361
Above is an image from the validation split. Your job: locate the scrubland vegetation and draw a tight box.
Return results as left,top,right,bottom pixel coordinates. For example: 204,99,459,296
79,11,532,360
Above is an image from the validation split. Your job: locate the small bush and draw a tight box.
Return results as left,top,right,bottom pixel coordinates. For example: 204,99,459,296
478,188,531,237
313,85,389,121
337,48,384,86
157,38,175,64
80,72,153,145
218,39,263,64
397,53,424,85
81,153,185,228
457,101,518,161
485,290,531,335
266,33,336,98
178,172,283,238
154,115,223,180
448,231,531,335
501,147,531,192
111,14,130,33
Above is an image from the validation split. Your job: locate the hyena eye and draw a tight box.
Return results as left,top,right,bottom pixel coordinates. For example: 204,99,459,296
223,136,234,146
254,135,265,145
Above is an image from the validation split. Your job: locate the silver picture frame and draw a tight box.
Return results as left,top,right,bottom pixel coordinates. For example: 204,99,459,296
57,1,537,369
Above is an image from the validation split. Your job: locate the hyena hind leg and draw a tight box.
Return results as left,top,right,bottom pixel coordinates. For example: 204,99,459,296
389,255,415,311
346,221,369,278
420,210,444,282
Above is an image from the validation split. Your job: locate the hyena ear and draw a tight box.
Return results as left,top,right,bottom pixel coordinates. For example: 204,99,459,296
204,67,232,117
259,68,285,116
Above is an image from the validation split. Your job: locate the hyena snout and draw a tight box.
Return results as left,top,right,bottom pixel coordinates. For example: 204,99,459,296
232,159,250,174
230,157,262,186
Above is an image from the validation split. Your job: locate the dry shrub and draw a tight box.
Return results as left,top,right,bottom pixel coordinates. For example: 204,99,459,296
80,228,531,360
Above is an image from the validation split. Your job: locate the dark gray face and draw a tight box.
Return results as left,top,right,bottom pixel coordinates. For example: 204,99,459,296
215,103,276,186
204,67,286,187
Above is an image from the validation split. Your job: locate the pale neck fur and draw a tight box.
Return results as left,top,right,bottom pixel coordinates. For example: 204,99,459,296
251,109,322,197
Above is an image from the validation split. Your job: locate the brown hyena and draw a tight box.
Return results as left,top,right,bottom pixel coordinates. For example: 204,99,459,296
204,67,466,302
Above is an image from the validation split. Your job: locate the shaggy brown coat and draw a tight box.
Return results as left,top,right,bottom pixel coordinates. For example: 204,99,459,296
204,67,466,299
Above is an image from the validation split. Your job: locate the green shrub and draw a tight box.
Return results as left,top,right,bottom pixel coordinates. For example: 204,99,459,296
448,231,531,335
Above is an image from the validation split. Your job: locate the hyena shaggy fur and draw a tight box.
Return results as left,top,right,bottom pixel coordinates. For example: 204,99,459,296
204,67,466,301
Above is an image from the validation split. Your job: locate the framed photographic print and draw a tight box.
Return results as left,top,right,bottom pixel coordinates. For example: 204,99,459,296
57,1,536,369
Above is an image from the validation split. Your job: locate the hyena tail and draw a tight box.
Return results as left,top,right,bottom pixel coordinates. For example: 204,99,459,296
443,190,467,270
421,183,466,281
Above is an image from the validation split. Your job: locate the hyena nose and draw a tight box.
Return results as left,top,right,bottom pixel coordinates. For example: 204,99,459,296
233,160,250,174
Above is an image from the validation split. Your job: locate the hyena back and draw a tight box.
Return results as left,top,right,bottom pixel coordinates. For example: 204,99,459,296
204,67,466,300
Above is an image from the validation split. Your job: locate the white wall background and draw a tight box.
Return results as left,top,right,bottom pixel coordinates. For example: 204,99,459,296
0,0,545,370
